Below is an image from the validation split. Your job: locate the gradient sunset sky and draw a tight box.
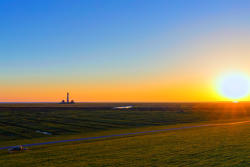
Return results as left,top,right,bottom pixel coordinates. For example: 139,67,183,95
1,0,250,102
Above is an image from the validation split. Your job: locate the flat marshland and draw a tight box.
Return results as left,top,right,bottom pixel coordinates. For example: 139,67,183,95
0,103,249,167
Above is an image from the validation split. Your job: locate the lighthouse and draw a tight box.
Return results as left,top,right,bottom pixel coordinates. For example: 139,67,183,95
67,92,69,103
60,92,75,104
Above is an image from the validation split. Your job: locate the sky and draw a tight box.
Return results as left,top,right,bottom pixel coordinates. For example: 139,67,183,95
0,0,250,102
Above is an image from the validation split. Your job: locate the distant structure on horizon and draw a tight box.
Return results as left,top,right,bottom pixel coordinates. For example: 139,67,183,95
60,92,75,104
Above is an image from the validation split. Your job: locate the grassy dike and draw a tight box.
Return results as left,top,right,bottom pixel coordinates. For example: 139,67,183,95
0,121,249,167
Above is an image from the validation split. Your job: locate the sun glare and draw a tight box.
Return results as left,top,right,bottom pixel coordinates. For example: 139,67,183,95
217,72,250,101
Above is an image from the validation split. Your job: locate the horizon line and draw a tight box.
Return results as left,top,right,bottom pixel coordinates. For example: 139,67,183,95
0,101,249,103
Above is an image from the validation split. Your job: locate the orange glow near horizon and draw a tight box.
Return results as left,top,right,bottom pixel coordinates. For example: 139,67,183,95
1,70,250,102
0,76,226,102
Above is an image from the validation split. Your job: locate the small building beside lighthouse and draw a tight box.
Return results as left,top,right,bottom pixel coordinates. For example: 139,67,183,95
60,92,75,104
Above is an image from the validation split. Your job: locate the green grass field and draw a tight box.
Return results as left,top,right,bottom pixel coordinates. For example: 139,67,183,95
0,103,249,166
0,122,249,167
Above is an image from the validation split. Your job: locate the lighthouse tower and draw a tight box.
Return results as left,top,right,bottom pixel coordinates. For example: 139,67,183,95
67,92,69,103
60,92,75,104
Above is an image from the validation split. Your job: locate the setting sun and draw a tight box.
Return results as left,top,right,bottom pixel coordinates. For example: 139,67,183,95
217,72,250,101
